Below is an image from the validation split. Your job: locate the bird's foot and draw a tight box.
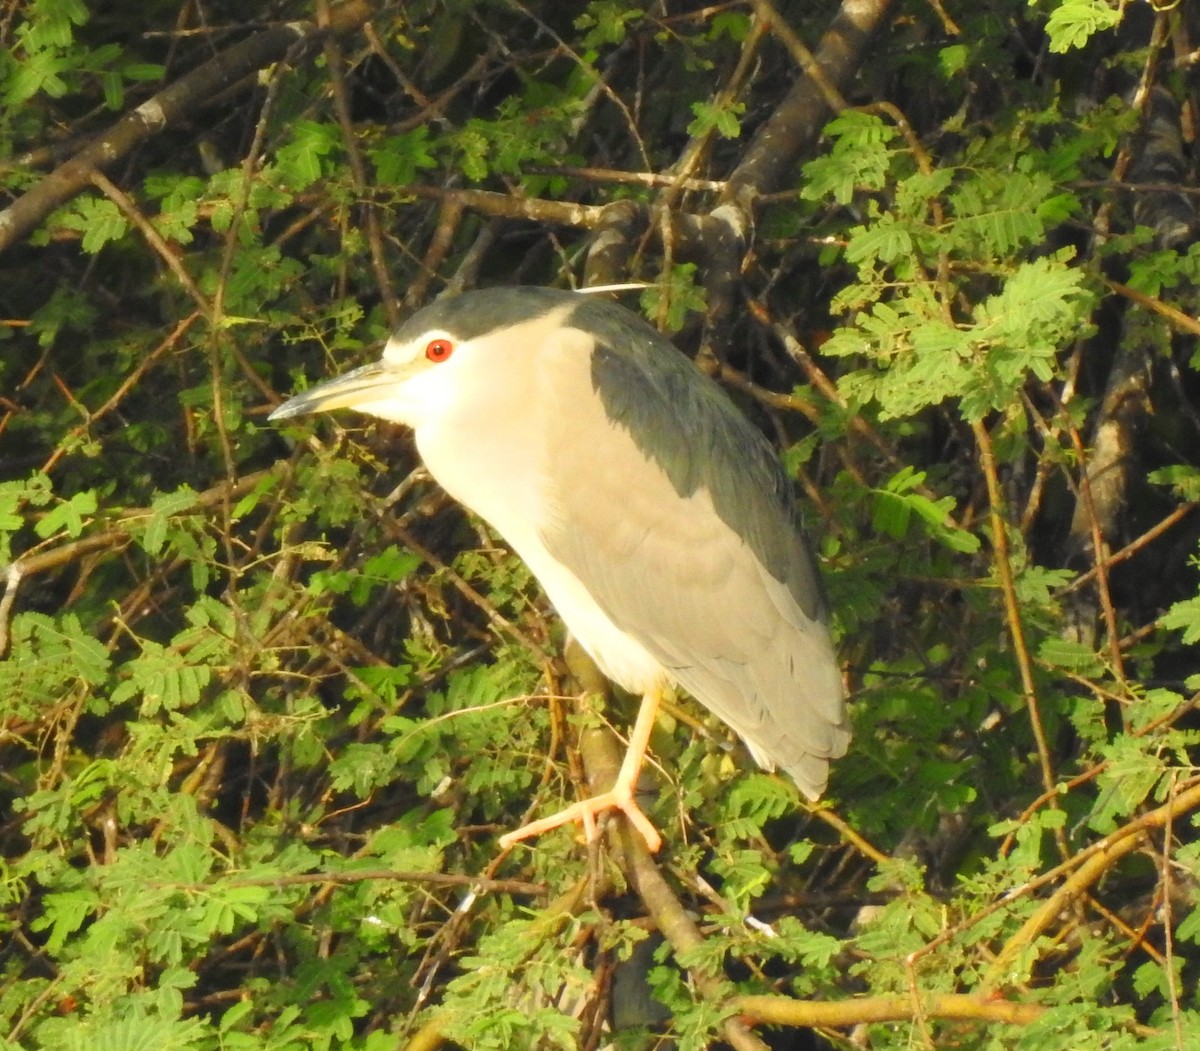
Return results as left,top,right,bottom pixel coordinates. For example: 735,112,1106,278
498,778,662,853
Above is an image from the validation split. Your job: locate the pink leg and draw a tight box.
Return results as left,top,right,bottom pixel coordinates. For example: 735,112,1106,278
499,683,664,853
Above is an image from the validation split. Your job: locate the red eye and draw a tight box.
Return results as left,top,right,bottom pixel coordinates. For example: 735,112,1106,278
425,338,454,362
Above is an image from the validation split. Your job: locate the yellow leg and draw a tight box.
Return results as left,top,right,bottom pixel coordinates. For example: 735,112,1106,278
499,684,664,853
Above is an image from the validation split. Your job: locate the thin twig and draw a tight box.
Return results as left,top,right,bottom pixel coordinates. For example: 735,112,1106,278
0,2,372,253
320,0,400,328
1057,503,1198,595
529,164,726,191
1160,773,1185,1049
746,0,848,113
169,868,545,896
982,777,1200,989
972,419,1068,858
89,171,213,319
0,562,24,659
1063,416,1127,684
1107,278,1200,337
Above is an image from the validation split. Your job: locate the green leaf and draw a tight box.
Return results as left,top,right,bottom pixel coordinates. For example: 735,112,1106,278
844,213,915,267
53,195,128,253
1162,595,1200,645
31,884,98,953
122,62,164,81
575,1,645,48
710,12,750,41
687,98,745,139
309,544,420,606
3,611,111,690
639,263,706,333
802,111,896,203
1132,959,1168,1000
938,43,970,77
0,473,53,561
1042,0,1123,54
1147,465,1200,502
134,485,199,555
4,45,71,105
110,640,211,715
369,127,438,185
33,487,96,539
949,170,1050,257
329,741,398,795
274,120,340,190
870,467,980,553
1013,564,1076,605
1038,637,1104,676
1090,734,1165,833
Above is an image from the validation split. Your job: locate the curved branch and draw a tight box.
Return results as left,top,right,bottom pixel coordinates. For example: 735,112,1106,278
984,777,1200,990
0,1,372,255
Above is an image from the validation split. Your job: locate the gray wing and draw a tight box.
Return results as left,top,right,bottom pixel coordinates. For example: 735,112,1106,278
538,335,849,798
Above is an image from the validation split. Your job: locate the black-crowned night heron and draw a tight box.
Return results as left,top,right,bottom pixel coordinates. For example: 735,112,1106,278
271,287,848,851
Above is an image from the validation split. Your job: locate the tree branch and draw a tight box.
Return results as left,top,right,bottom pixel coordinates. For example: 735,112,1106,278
722,0,895,208
735,991,1044,1028
562,646,769,1051
0,1,372,255
984,776,1200,989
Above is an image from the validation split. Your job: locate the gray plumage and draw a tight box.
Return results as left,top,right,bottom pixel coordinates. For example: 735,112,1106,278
271,286,849,800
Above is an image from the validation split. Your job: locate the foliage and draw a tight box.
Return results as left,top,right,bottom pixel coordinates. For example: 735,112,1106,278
2,1,1199,1050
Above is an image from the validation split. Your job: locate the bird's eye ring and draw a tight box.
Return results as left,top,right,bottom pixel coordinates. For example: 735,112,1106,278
425,338,455,363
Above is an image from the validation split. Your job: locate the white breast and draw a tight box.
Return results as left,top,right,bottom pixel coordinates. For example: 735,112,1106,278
411,321,669,697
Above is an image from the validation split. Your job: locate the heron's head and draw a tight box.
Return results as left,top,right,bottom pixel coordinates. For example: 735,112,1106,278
269,287,594,430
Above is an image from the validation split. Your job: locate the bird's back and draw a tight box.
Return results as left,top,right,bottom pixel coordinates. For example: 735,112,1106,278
531,294,849,797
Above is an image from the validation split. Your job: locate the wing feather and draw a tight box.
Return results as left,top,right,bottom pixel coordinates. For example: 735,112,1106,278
537,327,848,797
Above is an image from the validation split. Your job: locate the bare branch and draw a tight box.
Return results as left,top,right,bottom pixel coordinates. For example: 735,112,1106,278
723,0,895,207
735,992,1044,1028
